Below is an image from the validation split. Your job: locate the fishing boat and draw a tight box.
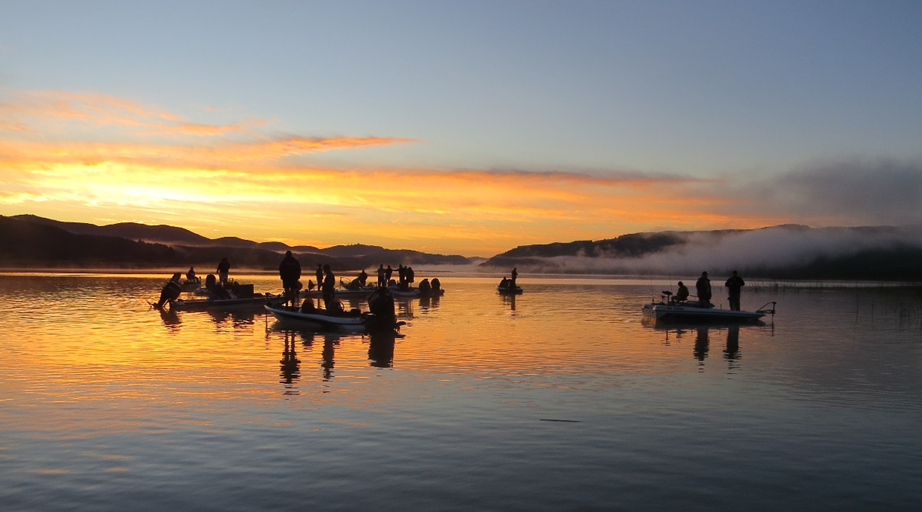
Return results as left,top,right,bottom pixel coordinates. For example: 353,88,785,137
496,282,523,294
302,284,444,299
265,305,366,328
418,287,445,298
390,286,445,298
168,294,285,312
642,293,775,323
179,279,202,292
269,287,404,332
301,287,376,299
496,277,522,294
300,279,377,299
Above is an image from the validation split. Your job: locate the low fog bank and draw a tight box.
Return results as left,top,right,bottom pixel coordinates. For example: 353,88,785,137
489,225,922,279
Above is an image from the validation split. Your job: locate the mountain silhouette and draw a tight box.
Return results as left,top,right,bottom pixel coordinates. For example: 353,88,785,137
481,224,922,280
4,214,921,280
0,215,470,270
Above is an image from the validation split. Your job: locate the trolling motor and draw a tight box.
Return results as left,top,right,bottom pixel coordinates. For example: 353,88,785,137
756,301,777,317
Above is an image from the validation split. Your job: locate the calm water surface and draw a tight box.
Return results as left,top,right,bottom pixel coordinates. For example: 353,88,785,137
1,273,921,511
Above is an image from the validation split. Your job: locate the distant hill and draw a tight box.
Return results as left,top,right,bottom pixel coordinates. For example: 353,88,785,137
0,216,179,268
12,214,213,246
493,232,689,261
481,224,922,281
0,215,472,270
7,214,921,280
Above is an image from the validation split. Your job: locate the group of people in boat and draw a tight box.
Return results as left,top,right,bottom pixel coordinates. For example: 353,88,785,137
372,264,417,289
671,270,745,310
278,251,444,310
277,252,337,310
159,252,442,314
155,257,246,308
284,254,342,308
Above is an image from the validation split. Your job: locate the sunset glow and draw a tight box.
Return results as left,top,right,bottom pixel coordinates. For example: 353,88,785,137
0,90,781,254
2,3,921,256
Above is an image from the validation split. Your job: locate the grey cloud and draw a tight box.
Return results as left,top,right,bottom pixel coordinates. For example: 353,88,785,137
740,157,922,225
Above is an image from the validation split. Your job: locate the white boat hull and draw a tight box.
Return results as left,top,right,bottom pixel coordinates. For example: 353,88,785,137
265,305,365,327
171,294,283,311
642,303,766,322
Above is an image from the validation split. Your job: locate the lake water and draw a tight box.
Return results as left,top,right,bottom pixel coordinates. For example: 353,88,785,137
1,273,921,511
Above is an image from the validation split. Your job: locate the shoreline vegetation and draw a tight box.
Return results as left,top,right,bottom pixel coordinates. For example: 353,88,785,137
3,214,922,282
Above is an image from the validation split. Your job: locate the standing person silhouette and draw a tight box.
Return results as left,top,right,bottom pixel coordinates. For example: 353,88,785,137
510,267,518,288
377,264,386,288
216,258,230,287
279,251,302,306
321,264,335,310
315,264,323,291
696,271,712,308
725,270,745,311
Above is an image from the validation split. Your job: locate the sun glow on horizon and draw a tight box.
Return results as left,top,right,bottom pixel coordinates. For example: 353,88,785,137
0,89,826,255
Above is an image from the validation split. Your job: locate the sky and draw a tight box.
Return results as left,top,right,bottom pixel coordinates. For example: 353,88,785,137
1,0,921,257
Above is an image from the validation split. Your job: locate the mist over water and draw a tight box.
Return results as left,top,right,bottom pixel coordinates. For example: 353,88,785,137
498,224,922,276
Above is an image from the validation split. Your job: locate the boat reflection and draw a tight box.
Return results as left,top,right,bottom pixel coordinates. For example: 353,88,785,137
267,319,402,381
368,330,401,368
279,331,301,393
321,337,336,381
644,319,764,373
418,294,441,314
207,309,260,327
501,293,516,311
724,325,740,361
395,297,415,319
157,306,181,330
267,322,352,382
154,302,265,332
693,327,709,363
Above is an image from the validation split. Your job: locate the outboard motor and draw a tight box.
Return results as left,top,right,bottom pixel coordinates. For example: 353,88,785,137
204,273,230,299
431,278,441,292
419,278,431,296
367,286,397,330
156,273,183,309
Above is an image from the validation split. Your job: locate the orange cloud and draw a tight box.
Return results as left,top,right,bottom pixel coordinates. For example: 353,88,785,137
0,90,273,142
217,136,419,160
0,91,177,126
165,121,265,137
